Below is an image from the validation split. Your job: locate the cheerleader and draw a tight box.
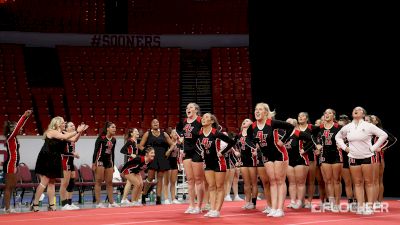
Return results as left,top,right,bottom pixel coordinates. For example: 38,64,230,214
120,147,156,206
285,118,311,209
3,110,32,213
60,122,85,210
338,115,355,205
223,132,239,202
31,117,86,212
317,109,343,211
246,103,294,217
92,121,119,208
237,119,260,210
120,128,141,206
163,129,182,204
176,103,205,214
197,113,236,217
368,115,397,208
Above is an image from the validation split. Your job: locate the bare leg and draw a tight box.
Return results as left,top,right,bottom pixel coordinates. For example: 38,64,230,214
94,166,105,204
4,173,17,210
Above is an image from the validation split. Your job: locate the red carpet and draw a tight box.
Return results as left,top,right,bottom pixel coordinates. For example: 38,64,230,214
1,200,399,225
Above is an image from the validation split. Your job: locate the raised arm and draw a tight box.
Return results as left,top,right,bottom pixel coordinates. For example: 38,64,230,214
8,110,32,140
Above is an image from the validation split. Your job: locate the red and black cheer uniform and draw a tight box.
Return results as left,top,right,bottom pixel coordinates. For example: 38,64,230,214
120,139,139,162
372,130,397,163
93,136,116,168
4,114,30,174
237,133,258,167
177,116,203,162
285,129,312,167
168,141,181,170
62,141,76,171
318,123,343,164
120,155,153,175
196,128,236,172
247,119,294,162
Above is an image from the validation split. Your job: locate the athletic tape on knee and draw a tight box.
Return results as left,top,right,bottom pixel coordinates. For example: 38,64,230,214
66,178,75,192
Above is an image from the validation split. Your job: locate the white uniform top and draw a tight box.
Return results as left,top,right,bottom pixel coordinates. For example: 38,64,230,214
335,120,388,159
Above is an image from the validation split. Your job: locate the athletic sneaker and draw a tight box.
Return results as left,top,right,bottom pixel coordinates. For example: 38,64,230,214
108,202,120,208
184,207,194,213
262,206,272,214
70,203,80,209
95,203,107,208
61,204,75,210
164,199,171,204
233,195,244,201
202,203,211,211
188,207,202,214
241,202,255,209
3,208,17,213
224,195,232,201
204,210,214,217
208,210,220,218
120,199,131,206
266,209,276,217
363,207,374,215
304,202,312,209
172,199,181,204
272,209,284,217
292,200,302,209
286,200,296,208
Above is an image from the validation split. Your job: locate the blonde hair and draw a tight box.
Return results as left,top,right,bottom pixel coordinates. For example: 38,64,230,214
43,116,64,138
256,102,276,119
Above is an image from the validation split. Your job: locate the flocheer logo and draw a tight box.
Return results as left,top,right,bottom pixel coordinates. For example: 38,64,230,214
311,202,389,213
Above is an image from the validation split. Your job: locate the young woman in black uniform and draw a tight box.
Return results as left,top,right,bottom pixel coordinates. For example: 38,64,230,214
163,129,182,204
3,109,31,213
197,113,236,218
92,121,118,208
285,118,311,209
176,103,205,214
314,109,343,211
338,115,354,205
120,128,141,206
368,115,397,208
120,147,156,206
237,119,259,210
60,122,85,210
298,112,325,209
246,103,294,217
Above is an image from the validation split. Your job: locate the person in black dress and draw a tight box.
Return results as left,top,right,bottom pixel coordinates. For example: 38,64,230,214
139,119,175,205
31,117,86,212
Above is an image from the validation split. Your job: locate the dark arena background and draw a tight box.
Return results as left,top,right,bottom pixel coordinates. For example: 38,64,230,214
0,0,399,224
